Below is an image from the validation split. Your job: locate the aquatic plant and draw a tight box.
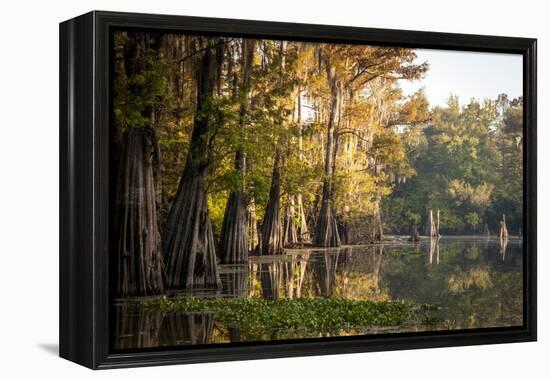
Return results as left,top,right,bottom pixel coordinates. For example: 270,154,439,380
141,296,436,336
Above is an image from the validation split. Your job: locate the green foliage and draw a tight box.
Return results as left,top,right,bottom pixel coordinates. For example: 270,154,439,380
386,96,523,235
141,296,436,336
112,30,523,239
113,32,178,132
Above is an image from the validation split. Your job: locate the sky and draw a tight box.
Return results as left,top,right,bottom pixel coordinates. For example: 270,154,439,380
400,49,523,108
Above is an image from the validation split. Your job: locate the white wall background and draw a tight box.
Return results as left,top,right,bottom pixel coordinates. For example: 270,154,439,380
0,0,547,377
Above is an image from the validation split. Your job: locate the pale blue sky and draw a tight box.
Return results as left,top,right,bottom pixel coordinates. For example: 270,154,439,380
400,49,523,108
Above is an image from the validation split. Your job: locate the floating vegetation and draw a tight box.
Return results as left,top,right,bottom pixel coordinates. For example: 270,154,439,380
141,297,437,336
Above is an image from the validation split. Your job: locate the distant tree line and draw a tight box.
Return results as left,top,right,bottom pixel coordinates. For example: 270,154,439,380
386,94,523,236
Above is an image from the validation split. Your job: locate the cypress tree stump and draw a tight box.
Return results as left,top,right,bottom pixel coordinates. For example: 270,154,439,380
409,222,420,242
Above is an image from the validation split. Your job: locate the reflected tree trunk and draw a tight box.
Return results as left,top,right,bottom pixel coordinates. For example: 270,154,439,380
114,305,164,350
260,262,282,300
294,252,310,298
428,237,440,265
220,266,248,299
160,312,214,346
312,251,340,297
283,256,297,299
372,246,384,294
499,214,509,260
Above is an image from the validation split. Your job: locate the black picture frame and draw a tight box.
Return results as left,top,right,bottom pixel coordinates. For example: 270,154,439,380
59,10,537,369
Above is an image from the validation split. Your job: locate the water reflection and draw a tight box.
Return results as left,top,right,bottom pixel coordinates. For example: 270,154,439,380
312,250,340,297
428,237,440,265
114,307,214,349
113,237,523,348
220,265,248,298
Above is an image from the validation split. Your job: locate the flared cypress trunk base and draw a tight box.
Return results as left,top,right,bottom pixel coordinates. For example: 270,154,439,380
163,173,221,289
314,201,341,247
261,155,283,255
116,128,164,297
220,191,249,263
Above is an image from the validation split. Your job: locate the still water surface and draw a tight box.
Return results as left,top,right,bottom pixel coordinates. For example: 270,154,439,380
114,237,523,349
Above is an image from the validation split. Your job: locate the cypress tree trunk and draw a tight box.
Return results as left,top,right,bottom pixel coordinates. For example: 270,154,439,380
296,194,311,244
219,151,248,263
484,223,490,237
261,152,283,255
294,91,311,245
409,222,420,242
219,187,248,263
163,39,222,289
247,199,259,252
283,195,298,247
220,40,256,263
315,183,341,247
315,62,341,247
373,194,384,241
116,127,164,297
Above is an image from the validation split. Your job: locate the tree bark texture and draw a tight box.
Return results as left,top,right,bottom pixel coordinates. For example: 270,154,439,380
283,195,298,247
163,38,222,289
315,61,341,247
116,127,164,297
296,194,311,244
261,152,284,255
247,199,259,252
373,194,384,241
220,40,256,263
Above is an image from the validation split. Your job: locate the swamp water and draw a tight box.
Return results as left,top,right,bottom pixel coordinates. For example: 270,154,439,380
114,237,523,349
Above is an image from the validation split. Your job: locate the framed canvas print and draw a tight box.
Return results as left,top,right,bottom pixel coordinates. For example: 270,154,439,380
59,11,537,369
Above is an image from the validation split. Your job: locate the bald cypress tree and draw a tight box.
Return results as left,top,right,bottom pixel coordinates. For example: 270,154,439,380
162,38,224,289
